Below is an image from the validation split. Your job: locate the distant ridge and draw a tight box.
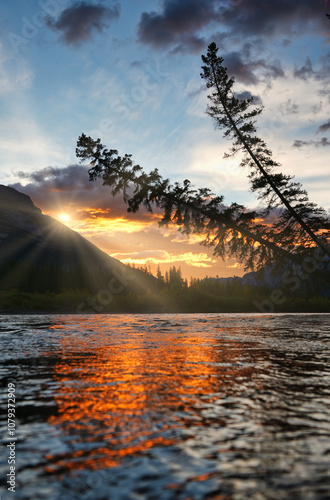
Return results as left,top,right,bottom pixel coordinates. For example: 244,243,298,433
205,261,330,299
0,185,41,213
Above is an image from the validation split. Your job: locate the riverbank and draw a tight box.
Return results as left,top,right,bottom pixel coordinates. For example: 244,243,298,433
0,289,329,314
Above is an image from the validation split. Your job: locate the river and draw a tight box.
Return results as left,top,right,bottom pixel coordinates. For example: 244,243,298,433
0,313,330,499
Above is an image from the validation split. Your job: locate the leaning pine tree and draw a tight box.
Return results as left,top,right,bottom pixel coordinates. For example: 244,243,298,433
76,43,329,276
201,42,330,260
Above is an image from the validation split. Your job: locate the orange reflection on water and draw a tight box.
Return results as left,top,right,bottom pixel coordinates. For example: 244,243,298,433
45,316,263,474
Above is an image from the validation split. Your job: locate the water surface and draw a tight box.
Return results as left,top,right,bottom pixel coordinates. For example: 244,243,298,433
0,313,330,499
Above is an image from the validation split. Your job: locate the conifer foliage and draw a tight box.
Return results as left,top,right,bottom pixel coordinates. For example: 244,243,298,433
201,42,330,259
76,43,329,272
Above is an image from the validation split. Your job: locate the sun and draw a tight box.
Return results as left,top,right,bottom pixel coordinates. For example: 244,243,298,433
58,213,72,224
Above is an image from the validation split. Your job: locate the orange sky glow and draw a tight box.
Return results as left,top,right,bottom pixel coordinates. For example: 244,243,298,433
49,207,244,280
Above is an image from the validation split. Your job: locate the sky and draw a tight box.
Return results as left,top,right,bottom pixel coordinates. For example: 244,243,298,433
0,0,329,280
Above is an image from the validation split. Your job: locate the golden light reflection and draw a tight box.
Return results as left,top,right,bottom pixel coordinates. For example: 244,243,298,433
44,316,264,475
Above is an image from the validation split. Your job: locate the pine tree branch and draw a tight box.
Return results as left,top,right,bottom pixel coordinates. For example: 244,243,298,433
77,134,306,269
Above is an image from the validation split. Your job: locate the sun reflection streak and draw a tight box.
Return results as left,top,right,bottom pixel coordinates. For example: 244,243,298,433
43,316,264,475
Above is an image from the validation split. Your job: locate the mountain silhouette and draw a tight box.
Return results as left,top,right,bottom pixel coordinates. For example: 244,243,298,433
0,185,156,297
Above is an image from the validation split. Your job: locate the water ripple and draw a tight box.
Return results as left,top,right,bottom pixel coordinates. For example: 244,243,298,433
0,313,329,499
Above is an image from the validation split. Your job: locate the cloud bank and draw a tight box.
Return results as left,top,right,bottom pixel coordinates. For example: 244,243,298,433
137,0,329,85
137,0,219,52
138,0,329,50
293,137,330,149
48,1,121,46
317,119,330,133
10,164,162,226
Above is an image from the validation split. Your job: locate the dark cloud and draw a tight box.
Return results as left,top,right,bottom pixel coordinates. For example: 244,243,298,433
317,119,330,133
136,0,328,87
294,58,315,80
169,34,206,55
137,0,220,52
236,91,262,107
223,51,257,84
222,0,329,39
16,165,91,191
293,137,330,149
294,51,330,82
292,140,309,149
10,165,154,223
138,0,329,53
320,51,330,76
48,1,120,46
280,99,299,116
223,51,284,84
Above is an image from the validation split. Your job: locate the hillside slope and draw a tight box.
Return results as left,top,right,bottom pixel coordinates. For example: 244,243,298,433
0,185,156,296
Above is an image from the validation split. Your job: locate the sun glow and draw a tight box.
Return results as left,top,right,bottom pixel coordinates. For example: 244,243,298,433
58,213,72,224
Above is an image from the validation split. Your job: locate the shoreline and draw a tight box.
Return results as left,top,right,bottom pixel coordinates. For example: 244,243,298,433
1,290,329,315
